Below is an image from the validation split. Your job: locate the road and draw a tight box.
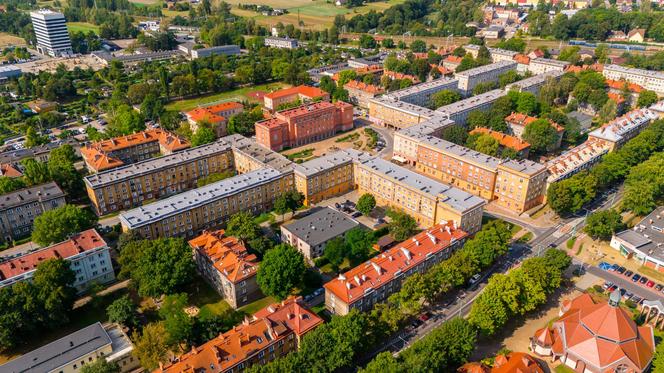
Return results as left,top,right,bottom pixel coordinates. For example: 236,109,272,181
368,123,394,159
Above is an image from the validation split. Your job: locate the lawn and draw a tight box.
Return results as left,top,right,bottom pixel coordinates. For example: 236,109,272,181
165,82,288,112
638,265,664,284
238,296,277,315
554,365,576,373
67,22,100,35
0,32,25,47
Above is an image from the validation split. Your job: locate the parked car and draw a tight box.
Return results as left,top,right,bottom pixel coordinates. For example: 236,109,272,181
603,281,613,290
625,270,634,277
647,280,655,288
640,277,649,284
619,288,627,297
631,295,643,304
608,285,618,292
617,266,626,274
351,212,362,218
656,284,663,292
418,312,430,322
599,262,612,270
410,319,422,329
469,274,482,286
623,291,633,300
609,264,619,271
632,274,641,282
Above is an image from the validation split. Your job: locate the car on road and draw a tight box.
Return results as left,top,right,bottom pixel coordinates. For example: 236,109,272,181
617,266,626,274
599,262,612,270
468,274,482,286
410,319,423,329
632,274,641,282
640,277,649,285
619,288,626,297
647,280,655,288
625,270,634,277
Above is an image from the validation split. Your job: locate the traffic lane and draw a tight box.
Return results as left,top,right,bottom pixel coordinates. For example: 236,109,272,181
587,266,664,303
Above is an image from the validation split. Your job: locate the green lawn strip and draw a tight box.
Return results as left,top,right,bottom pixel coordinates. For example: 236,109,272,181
165,83,287,112
238,296,277,315
66,22,100,34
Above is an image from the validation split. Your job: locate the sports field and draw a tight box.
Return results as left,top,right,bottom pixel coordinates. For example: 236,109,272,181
66,22,100,35
165,82,289,112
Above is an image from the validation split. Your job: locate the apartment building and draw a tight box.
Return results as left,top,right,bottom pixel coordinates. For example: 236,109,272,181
504,112,564,149
30,10,72,57
81,129,190,172
384,77,459,107
0,322,138,373
0,229,114,293
156,297,323,373
494,160,549,213
505,70,565,95
528,58,570,75
190,230,262,308
0,182,66,242
231,135,295,175
255,101,354,151
264,36,299,49
263,85,329,111
603,64,664,95
469,127,531,158
186,101,244,137
0,139,79,166
455,61,517,94
436,89,507,126
344,80,386,108
587,108,658,151
324,221,468,315
355,157,485,233
120,167,294,239
463,45,518,63
368,96,435,129
416,136,501,200
392,116,454,164
293,149,372,205
84,139,235,215
546,138,611,184
281,207,359,261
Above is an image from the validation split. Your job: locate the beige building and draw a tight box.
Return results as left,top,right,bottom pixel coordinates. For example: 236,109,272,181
527,58,570,75
494,160,549,213
455,60,517,94
368,96,435,129
0,182,66,242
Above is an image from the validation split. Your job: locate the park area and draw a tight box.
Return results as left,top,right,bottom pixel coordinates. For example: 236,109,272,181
66,22,100,35
165,82,289,112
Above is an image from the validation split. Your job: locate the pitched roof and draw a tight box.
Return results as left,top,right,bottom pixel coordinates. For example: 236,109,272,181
492,352,543,373
444,55,463,64
155,297,322,373
469,127,531,151
606,79,644,93
188,230,258,283
186,102,244,124
0,229,106,281
504,112,564,132
628,28,646,38
383,70,420,82
324,222,468,305
608,92,626,105
264,85,327,100
344,80,386,94
513,54,530,65
0,163,22,178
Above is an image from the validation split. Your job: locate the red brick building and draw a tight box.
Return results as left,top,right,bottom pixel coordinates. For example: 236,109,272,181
255,101,354,151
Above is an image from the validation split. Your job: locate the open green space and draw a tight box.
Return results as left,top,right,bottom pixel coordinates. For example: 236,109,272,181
238,296,277,315
554,365,576,373
165,82,288,112
66,22,100,35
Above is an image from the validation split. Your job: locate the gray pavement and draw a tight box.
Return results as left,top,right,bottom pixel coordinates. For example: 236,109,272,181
586,266,664,303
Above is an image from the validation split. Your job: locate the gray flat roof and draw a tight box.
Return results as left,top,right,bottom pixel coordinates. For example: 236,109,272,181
293,149,372,177
232,135,295,174
0,322,111,373
436,89,506,115
614,206,664,261
120,167,284,229
499,159,547,176
505,70,564,90
370,96,435,117
0,139,78,164
0,182,64,211
454,60,516,77
419,135,502,170
397,115,454,139
84,139,234,188
530,58,570,68
385,77,459,100
282,206,359,247
359,157,485,212
604,64,664,80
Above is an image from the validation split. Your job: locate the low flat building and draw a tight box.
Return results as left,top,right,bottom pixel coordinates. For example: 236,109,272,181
0,65,21,81
0,229,113,292
455,61,517,94
344,80,385,109
81,129,190,173
324,221,468,315
603,64,664,95
528,58,570,75
190,230,262,308
263,85,329,111
186,101,244,137
255,101,353,151
0,139,79,166
611,206,664,271
264,36,299,49
119,167,293,239
546,138,610,184
155,297,322,373
0,322,138,373
587,108,658,151
280,207,359,261
0,182,66,242
178,43,241,59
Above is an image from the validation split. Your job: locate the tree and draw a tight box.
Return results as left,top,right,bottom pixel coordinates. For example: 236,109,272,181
32,205,97,246
226,211,260,244
410,39,427,53
81,359,120,373
191,124,216,146
467,111,490,129
337,70,358,87
359,34,377,49
468,134,499,156
118,238,195,297
652,339,664,373
429,89,461,109
584,209,625,241
516,92,538,115
256,244,305,300
132,322,169,371
107,104,145,137
324,237,347,272
159,293,195,346
48,144,83,196
441,125,468,145
360,352,402,373
140,93,164,121
107,295,138,328
522,119,558,153
356,193,376,215
33,258,77,327
381,38,395,48
495,37,526,52
387,209,418,241
0,176,25,193
345,227,374,264
25,126,48,148
21,159,51,185
598,99,617,124
637,90,658,108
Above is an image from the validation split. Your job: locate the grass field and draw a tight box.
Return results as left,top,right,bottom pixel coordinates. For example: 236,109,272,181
67,22,100,35
129,0,160,4
165,82,289,112
0,33,25,48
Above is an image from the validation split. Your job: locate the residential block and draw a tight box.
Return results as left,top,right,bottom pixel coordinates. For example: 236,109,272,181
186,101,244,137
0,182,66,242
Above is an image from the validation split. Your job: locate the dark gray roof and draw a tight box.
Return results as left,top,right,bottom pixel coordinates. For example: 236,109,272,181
0,139,78,164
614,206,664,261
0,322,111,373
282,207,359,247
0,182,64,211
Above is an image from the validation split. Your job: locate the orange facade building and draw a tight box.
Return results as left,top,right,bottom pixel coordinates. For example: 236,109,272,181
155,297,323,373
255,101,354,151
81,129,190,172
186,102,244,137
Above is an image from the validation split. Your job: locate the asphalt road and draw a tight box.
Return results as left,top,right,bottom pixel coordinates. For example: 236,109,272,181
587,266,664,303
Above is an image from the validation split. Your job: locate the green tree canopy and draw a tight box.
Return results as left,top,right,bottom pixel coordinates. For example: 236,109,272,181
356,193,376,215
256,243,305,300
387,209,418,241
81,358,120,373
32,205,97,246
429,89,461,109
637,90,658,108
226,211,261,244
522,118,558,153
159,293,195,346
107,295,138,328
132,322,169,371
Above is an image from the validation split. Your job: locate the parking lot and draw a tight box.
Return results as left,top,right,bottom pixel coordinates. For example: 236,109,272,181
590,261,664,304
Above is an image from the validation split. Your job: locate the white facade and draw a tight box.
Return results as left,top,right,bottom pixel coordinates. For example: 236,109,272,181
603,64,664,96
30,10,73,57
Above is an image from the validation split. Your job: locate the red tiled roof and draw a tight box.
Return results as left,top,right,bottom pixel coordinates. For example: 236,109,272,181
606,79,644,93
156,297,323,373
344,80,386,95
514,54,530,65
492,352,543,373
186,102,243,124
608,92,626,105
0,163,22,178
0,229,106,281
188,230,258,283
470,127,531,151
444,55,463,64
324,222,467,305
383,70,420,83
505,112,564,132
264,85,327,100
